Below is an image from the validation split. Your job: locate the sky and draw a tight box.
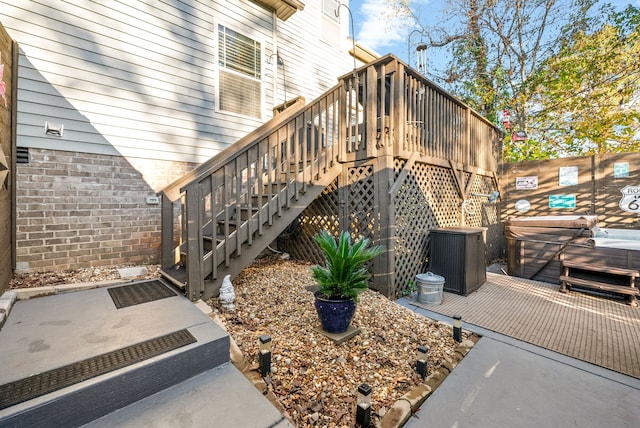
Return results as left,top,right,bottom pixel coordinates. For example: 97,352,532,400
347,0,640,69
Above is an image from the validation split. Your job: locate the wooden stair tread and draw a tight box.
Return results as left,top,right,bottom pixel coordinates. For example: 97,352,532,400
559,275,639,295
562,261,639,277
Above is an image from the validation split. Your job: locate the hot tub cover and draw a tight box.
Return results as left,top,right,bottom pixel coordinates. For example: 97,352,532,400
505,215,598,229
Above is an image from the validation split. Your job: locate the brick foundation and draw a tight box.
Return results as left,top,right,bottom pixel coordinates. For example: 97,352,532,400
15,149,195,272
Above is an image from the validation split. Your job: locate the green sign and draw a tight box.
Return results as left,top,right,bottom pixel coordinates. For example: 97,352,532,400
549,194,576,209
614,162,629,178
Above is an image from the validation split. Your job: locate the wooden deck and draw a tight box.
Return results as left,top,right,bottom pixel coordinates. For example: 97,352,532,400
411,271,640,379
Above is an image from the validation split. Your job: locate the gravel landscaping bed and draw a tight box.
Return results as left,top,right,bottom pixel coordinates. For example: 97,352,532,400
208,257,475,427
9,265,161,288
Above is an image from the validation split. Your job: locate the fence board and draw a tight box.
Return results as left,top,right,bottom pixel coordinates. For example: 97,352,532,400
501,152,640,229
0,22,15,292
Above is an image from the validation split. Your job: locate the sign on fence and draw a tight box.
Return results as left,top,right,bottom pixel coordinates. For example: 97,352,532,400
549,194,576,209
619,185,640,213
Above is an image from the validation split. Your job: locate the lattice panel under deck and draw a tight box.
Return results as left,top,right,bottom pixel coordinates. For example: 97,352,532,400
279,158,500,299
393,159,463,297
463,173,501,262
346,164,376,242
279,178,340,265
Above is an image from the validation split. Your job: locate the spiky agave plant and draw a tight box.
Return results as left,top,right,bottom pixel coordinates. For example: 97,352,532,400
311,229,385,301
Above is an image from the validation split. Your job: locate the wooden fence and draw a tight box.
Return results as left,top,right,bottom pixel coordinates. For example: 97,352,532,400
501,152,640,229
0,22,16,292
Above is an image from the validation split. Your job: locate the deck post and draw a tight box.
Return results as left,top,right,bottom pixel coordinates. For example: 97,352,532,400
160,193,174,270
372,154,396,297
185,184,204,301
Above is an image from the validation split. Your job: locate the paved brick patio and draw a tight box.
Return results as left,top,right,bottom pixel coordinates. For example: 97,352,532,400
412,272,640,378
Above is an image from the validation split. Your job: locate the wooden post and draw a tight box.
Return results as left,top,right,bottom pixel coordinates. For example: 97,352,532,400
185,184,203,301
373,155,396,297
0,26,16,291
365,65,377,159
393,62,405,158
160,193,175,269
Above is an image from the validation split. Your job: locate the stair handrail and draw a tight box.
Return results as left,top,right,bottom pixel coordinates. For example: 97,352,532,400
159,96,309,202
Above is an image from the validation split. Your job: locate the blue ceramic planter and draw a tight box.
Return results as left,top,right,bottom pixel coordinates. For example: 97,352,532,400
314,291,356,334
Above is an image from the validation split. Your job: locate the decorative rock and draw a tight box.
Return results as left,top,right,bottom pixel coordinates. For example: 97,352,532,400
379,399,411,428
207,258,473,427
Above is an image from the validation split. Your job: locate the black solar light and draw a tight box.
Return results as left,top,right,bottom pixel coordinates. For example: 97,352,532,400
453,315,463,342
356,383,371,427
416,345,429,380
258,334,272,376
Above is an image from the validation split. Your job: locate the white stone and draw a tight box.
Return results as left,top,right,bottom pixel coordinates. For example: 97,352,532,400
117,266,148,278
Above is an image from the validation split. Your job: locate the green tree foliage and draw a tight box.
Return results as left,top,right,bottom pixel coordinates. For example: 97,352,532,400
390,0,595,127
523,5,640,160
388,1,640,161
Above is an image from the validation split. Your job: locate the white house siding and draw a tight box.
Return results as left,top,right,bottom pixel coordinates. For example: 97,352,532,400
1,0,361,164
2,0,263,164
267,0,358,107
0,0,368,272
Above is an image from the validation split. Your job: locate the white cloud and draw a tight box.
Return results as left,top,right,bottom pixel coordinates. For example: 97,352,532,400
354,1,412,51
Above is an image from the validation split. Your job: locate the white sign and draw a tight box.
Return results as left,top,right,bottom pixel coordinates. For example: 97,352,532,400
515,176,538,190
515,199,531,212
559,166,578,186
619,185,640,213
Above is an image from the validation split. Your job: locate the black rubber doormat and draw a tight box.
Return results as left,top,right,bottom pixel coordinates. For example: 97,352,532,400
0,329,196,410
108,280,177,309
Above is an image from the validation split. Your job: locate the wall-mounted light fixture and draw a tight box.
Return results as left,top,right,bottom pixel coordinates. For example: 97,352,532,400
472,191,500,204
45,121,64,137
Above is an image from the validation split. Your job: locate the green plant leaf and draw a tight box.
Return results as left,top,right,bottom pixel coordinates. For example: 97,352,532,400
311,229,384,302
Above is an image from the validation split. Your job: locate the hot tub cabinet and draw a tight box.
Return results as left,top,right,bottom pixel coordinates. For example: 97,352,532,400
506,216,640,305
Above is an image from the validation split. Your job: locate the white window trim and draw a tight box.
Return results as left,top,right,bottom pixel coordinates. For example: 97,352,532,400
214,21,266,121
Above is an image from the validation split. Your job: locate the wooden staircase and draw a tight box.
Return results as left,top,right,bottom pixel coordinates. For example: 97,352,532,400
158,93,344,301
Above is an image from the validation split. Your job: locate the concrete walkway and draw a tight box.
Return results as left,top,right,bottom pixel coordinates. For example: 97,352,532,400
402,331,640,428
399,272,640,428
0,282,290,428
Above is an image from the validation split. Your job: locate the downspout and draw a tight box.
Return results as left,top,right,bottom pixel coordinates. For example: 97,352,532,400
272,11,279,108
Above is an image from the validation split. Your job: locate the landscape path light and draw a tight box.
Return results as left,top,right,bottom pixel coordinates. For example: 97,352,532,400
416,345,429,380
259,334,272,376
355,383,371,427
453,315,463,342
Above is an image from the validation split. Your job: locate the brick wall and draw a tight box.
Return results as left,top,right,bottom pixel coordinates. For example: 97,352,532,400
15,148,195,272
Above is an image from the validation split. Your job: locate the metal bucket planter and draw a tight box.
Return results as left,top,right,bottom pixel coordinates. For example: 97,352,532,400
416,272,445,305
314,291,356,334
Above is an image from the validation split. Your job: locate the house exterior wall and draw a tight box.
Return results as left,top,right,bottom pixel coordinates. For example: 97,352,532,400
0,0,368,272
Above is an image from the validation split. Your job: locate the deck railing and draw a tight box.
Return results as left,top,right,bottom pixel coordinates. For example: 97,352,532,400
159,54,502,300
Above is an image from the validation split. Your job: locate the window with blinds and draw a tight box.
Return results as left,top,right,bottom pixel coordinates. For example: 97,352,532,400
218,25,262,118
323,0,339,21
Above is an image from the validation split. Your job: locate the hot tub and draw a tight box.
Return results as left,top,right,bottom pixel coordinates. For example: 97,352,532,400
590,228,640,250
506,216,640,284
